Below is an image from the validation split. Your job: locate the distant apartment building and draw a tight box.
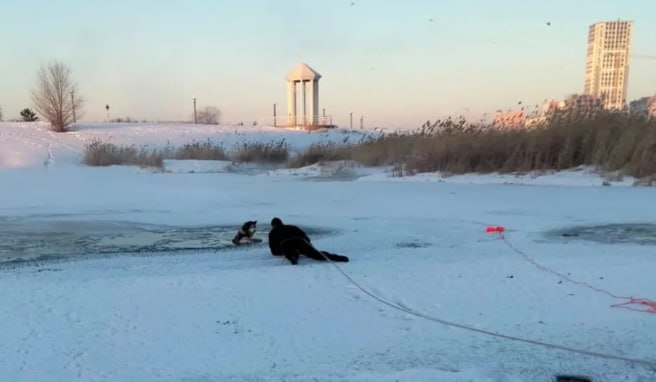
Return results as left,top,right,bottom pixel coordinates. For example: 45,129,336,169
584,20,633,110
648,97,656,118
526,95,605,126
629,95,656,118
562,94,605,114
493,110,525,129
524,101,564,127
542,100,565,113
494,94,607,129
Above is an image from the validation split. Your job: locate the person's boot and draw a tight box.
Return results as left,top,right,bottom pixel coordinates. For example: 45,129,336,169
322,252,349,262
285,253,299,265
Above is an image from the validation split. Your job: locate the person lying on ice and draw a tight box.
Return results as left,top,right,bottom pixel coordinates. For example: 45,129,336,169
268,217,349,265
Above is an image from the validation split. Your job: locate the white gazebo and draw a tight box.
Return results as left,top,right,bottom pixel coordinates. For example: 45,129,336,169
284,62,333,129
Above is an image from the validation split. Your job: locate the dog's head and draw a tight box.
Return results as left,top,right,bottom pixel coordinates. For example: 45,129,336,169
240,220,257,237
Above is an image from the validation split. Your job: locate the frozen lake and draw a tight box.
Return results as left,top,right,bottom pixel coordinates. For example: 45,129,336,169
1,122,655,382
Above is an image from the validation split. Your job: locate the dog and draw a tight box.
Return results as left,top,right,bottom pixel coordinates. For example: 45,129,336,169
232,220,263,245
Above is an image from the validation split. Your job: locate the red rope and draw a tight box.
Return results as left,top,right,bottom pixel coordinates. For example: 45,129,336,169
499,233,656,315
611,298,656,314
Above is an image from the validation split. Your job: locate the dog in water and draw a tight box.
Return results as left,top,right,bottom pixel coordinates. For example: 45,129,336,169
232,220,263,245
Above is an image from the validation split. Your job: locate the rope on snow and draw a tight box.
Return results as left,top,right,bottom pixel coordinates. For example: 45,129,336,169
497,231,656,315
315,239,656,369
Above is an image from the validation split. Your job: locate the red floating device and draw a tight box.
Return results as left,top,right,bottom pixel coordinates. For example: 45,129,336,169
486,226,506,233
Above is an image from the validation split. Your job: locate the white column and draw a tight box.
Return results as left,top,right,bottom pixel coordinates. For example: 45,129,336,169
307,80,315,125
312,80,319,125
287,80,296,126
302,80,307,125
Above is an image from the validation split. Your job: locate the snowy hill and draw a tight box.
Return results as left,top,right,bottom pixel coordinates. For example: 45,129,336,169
0,122,369,169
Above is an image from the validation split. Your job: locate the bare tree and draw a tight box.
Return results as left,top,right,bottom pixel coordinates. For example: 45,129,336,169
0,105,3,121
31,61,83,132
195,106,222,125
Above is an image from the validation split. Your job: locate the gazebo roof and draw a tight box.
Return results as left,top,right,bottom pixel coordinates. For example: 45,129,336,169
286,62,321,81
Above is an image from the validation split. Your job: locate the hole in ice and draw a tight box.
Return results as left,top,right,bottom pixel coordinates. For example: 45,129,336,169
0,219,332,268
546,223,656,245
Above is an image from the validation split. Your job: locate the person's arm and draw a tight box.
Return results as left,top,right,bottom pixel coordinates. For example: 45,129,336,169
290,226,311,243
269,230,283,256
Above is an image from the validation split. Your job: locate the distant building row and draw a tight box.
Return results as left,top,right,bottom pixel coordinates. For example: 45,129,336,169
493,94,656,129
629,96,656,118
493,19,652,130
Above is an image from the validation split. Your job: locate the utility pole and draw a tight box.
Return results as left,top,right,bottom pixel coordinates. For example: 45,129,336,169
71,90,76,123
192,97,197,124
273,103,277,127
360,115,364,129
349,112,353,129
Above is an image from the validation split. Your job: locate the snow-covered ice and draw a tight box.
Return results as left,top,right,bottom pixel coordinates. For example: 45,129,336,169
0,122,655,381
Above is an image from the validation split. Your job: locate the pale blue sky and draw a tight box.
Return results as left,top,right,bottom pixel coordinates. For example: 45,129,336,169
1,0,654,128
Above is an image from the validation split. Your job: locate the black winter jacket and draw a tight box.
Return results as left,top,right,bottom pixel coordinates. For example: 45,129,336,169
268,224,311,255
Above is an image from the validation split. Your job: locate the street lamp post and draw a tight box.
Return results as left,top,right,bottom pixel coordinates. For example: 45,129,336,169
192,97,197,124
